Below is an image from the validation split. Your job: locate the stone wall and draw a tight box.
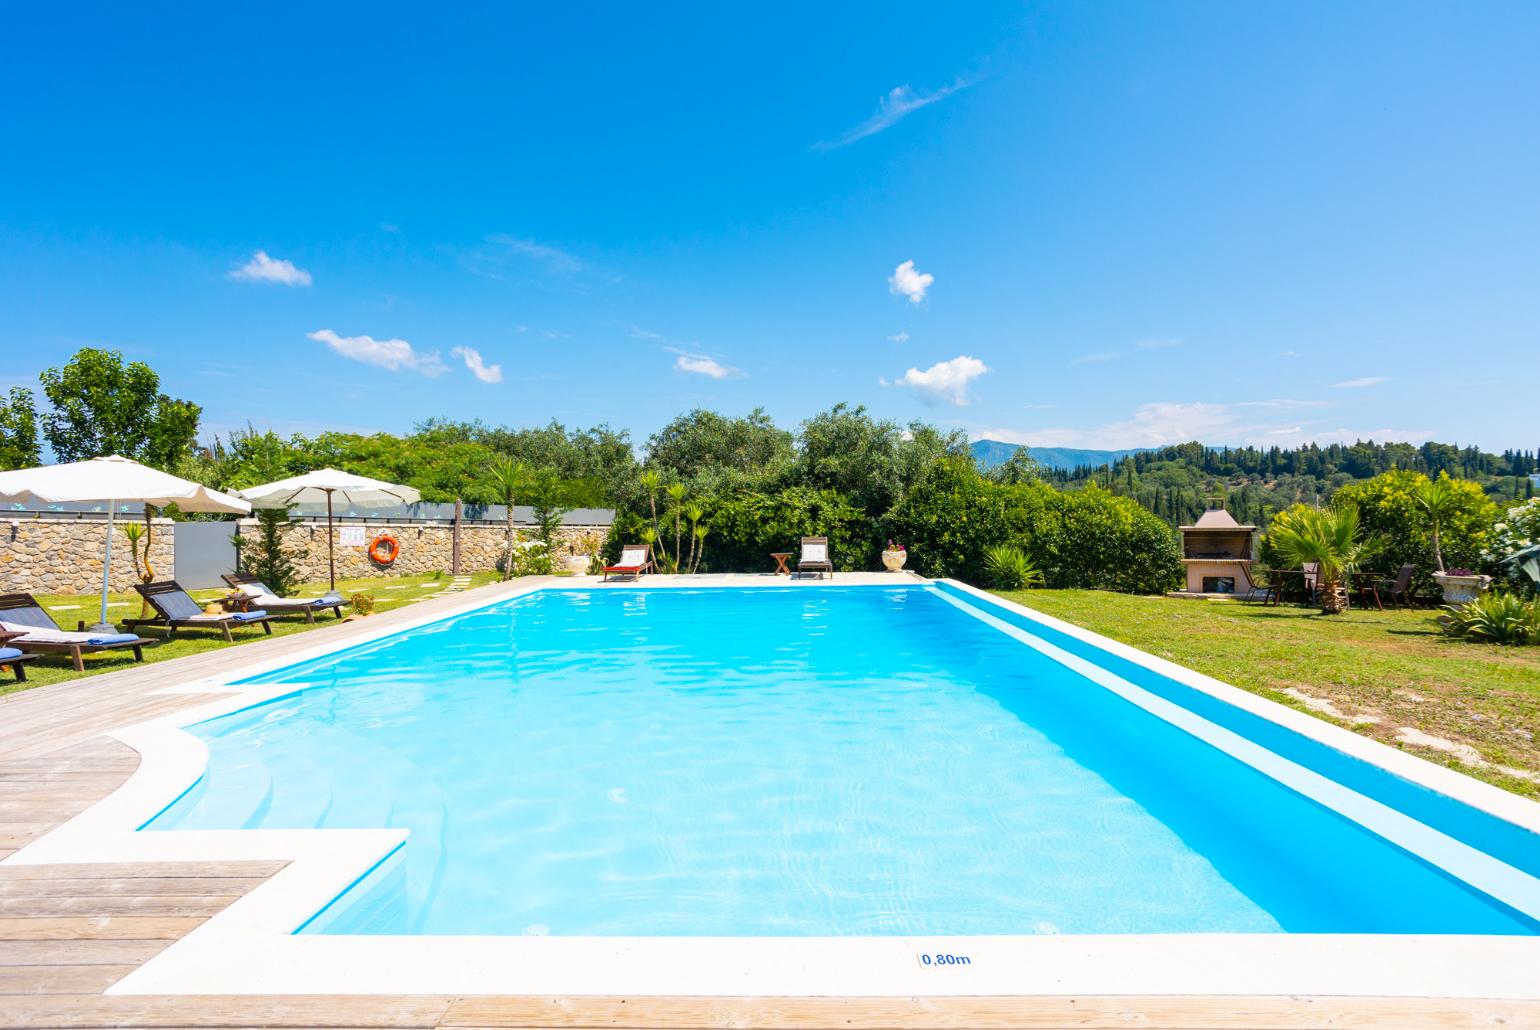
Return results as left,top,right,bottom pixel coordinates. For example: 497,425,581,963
0,516,611,594
237,521,609,582
0,517,177,594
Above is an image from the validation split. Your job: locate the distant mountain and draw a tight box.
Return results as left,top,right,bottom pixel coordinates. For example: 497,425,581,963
970,439,1146,472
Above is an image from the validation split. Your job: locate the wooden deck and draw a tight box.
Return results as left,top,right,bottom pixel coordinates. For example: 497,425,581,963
1,580,1535,1029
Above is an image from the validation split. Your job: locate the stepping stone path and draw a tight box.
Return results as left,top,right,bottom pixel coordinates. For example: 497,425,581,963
445,575,473,593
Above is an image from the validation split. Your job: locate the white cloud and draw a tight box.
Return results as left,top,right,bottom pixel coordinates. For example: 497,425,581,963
977,399,1435,449
308,329,447,377
452,346,503,384
887,331,910,343
815,75,980,150
888,260,934,304
229,250,311,286
891,355,988,406
674,353,740,379
1333,376,1389,389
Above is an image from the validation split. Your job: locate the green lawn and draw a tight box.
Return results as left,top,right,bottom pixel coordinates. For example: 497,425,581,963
993,589,1540,797
2,571,504,696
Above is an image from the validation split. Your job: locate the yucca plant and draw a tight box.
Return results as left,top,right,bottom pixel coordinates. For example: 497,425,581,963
1416,474,1460,573
983,544,1044,590
482,456,530,581
1266,502,1374,614
1442,592,1540,646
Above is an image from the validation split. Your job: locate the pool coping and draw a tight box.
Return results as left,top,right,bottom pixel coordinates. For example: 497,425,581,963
4,575,1538,998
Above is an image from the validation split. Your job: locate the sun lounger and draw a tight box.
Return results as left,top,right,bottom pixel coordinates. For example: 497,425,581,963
797,536,833,579
0,593,148,672
602,544,653,581
0,632,39,682
221,571,346,622
128,581,275,642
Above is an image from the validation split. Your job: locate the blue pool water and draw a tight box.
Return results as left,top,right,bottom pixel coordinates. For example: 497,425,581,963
147,586,1539,937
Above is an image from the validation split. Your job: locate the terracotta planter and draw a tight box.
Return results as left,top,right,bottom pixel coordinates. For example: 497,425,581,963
881,550,907,572
1433,572,1491,606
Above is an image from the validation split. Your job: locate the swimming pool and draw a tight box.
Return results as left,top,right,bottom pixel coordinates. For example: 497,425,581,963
144,582,1536,939
12,577,1540,997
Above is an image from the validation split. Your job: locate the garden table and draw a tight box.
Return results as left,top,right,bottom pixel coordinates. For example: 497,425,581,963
770,552,793,575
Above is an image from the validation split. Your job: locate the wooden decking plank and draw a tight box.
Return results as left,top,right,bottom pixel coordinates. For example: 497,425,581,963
0,916,204,940
0,994,454,1029
0,939,169,966
439,994,1540,1029
0,877,270,898
0,862,285,881
0,962,137,994
0,895,242,918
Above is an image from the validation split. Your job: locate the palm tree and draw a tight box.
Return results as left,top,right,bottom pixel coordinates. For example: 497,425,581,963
482,457,530,580
1268,502,1374,615
666,483,687,569
1417,474,1459,573
683,501,706,573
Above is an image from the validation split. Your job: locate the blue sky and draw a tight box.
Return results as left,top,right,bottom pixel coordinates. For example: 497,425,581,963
2,3,1536,452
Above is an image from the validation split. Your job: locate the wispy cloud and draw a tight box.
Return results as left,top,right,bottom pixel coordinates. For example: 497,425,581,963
978,398,1433,449
1333,376,1389,389
888,260,934,303
309,329,447,377
673,352,741,379
888,331,910,343
815,74,980,150
229,250,311,286
884,355,989,406
617,322,670,343
1072,337,1181,365
462,234,587,280
452,346,503,384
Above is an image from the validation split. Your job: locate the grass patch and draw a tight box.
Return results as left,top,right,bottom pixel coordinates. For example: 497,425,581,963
2,571,503,696
991,589,1540,797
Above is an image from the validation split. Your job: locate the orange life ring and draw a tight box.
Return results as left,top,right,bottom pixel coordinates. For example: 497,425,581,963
368,533,400,565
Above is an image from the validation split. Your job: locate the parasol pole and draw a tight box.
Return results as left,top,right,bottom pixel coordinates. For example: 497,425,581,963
326,488,337,591
93,500,117,632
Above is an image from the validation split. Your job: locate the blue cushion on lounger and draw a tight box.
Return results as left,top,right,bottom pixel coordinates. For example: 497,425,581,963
0,647,22,661
230,610,267,621
87,633,139,645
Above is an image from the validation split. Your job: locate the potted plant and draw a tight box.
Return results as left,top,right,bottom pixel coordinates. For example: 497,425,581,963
882,539,907,572
1432,567,1491,606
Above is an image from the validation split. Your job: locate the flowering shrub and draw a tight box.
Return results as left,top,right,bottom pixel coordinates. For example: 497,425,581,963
499,538,553,577
885,539,906,552
1486,497,1540,596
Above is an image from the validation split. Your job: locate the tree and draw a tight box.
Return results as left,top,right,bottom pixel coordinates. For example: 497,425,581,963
481,456,530,580
0,387,40,470
229,430,304,597
38,348,201,468
1265,503,1375,615
988,446,1044,485
527,471,572,551
644,408,793,492
1416,474,1460,573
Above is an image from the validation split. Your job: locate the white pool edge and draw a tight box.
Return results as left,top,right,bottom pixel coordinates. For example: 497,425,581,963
5,576,1538,998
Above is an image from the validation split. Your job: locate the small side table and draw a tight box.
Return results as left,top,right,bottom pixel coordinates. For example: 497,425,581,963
219,593,255,613
770,552,793,575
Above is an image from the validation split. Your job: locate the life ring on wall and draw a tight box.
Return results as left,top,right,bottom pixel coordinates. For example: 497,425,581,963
368,533,400,566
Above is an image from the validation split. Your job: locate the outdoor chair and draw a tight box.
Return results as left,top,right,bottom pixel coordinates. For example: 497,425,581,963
128,581,275,641
602,543,653,581
222,571,346,622
1235,566,1281,605
797,536,833,579
1301,562,1321,606
1369,564,1416,608
0,593,147,672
